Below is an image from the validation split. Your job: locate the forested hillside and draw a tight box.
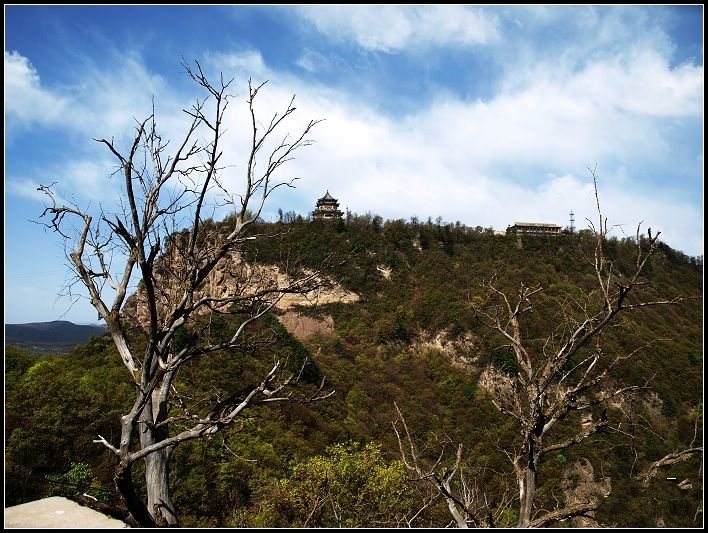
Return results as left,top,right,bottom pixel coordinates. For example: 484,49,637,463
5,214,703,527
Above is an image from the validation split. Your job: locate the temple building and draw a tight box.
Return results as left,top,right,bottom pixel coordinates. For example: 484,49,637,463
506,222,562,236
313,191,343,220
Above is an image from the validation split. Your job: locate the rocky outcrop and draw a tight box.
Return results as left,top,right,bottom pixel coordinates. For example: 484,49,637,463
128,247,358,326
409,330,481,370
275,277,359,310
562,458,611,528
277,312,335,340
376,264,392,279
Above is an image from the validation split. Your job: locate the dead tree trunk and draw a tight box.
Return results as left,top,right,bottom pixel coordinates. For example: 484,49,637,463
393,168,697,528
39,60,333,526
473,168,691,527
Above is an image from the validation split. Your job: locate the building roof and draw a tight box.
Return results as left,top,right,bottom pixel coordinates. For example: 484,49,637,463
316,191,340,210
318,190,337,202
512,222,562,228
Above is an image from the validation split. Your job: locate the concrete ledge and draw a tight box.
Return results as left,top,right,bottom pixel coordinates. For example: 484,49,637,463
4,496,129,529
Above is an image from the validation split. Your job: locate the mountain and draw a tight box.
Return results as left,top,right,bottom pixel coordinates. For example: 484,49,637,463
5,320,107,355
4,216,703,527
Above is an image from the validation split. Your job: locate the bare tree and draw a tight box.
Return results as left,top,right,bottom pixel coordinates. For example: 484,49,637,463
394,168,700,527
393,402,515,528
38,60,333,527
471,168,695,527
635,402,703,487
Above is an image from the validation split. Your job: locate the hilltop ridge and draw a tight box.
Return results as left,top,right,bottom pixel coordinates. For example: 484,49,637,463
5,320,107,355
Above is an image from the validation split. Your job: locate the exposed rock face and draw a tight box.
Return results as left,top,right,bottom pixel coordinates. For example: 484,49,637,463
562,458,612,528
677,479,693,490
4,496,130,528
478,365,517,403
275,279,359,310
411,330,481,369
376,264,392,279
128,246,358,326
277,311,335,340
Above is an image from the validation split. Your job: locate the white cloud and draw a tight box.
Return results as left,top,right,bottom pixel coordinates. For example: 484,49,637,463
296,5,501,52
5,50,170,142
205,50,268,80
6,158,123,224
63,158,125,202
7,33,702,257
567,50,704,117
6,179,50,204
4,50,68,128
295,49,330,73
234,47,702,256
69,55,170,142
5,51,193,206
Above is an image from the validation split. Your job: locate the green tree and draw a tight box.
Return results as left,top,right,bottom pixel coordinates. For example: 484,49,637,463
46,462,109,502
252,441,417,527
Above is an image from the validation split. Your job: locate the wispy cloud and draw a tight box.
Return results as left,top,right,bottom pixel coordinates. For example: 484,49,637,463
5,7,703,260
63,54,170,143
5,50,170,143
295,49,331,73
204,50,269,80
295,5,501,52
6,178,51,204
564,50,703,117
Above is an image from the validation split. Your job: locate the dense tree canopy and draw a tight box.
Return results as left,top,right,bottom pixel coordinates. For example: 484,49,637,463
6,211,703,527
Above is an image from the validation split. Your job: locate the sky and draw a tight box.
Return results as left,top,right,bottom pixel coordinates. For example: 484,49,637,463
4,5,704,325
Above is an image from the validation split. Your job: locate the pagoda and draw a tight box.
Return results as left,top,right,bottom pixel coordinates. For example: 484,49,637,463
313,191,343,220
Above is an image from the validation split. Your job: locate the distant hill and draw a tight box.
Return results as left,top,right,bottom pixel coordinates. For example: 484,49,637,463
5,320,107,355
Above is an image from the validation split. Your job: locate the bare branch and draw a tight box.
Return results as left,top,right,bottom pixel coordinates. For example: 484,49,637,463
636,448,703,486
467,167,691,527
92,434,120,455
38,61,328,527
530,502,599,528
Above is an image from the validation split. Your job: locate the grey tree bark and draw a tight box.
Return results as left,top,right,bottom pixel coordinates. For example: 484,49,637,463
39,60,332,526
394,168,698,528
473,168,692,527
393,402,515,528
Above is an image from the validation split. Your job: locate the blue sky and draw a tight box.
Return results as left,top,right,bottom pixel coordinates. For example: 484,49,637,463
4,5,704,325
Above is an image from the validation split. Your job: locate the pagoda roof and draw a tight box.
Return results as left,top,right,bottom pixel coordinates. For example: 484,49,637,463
317,190,337,202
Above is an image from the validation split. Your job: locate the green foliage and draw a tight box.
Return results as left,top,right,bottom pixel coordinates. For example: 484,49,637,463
5,336,130,505
233,441,416,527
597,461,703,529
5,345,38,388
5,213,702,526
45,462,111,502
